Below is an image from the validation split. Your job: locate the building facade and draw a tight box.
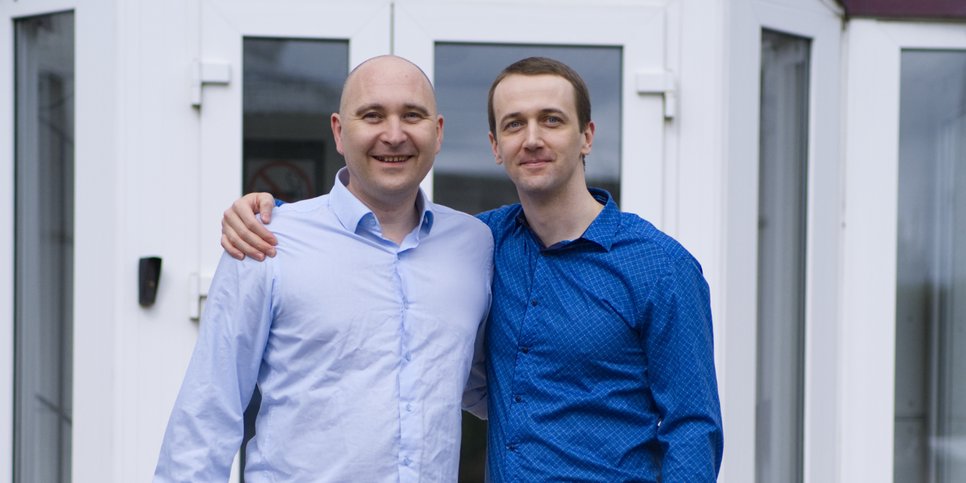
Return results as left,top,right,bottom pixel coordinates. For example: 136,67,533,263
1,0,965,481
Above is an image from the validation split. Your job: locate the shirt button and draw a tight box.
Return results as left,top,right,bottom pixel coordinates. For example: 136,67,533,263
506,443,518,452
531,299,538,307
514,395,522,403
520,346,530,354
405,352,413,362
406,403,413,412
402,457,412,466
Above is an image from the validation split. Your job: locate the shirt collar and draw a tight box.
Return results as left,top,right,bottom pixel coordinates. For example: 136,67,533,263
329,167,435,237
514,187,620,252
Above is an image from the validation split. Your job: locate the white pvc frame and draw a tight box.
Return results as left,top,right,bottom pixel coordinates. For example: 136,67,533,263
722,1,843,482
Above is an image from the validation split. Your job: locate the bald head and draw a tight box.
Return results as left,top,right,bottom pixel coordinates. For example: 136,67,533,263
340,55,437,114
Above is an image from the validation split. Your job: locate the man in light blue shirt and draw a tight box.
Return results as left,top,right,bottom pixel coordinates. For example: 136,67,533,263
155,55,493,482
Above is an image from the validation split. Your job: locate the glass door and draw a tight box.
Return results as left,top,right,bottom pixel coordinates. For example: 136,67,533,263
842,19,966,483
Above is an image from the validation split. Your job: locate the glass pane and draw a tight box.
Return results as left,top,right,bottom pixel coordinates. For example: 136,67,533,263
240,38,349,479
895,49,966,483
434,43,622,214
756,29,810,483
14,11,75,483
243,38,349,202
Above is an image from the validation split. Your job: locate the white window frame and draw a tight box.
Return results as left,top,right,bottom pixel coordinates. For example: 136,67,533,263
1,3,78,482
840,19,966,483
722,1,843,482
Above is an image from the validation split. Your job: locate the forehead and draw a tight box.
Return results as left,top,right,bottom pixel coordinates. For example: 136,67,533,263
492,74,576,115
342,59,436,110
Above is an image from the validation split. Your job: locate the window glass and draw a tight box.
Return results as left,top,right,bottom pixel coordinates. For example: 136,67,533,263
756,28,810,483
433,43,622,214
243,38,348,201
894,49,966,483
240,38,348,478
14,11,75,483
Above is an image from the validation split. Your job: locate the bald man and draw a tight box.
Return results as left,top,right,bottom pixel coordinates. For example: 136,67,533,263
154,56,493,482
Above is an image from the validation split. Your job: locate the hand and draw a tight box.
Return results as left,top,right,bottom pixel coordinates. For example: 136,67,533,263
221,192,278,260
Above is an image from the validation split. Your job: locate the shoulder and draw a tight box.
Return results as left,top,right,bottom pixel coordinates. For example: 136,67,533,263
614,211,703,277
475,203,523,233
264,195,330,232
431,203,494,245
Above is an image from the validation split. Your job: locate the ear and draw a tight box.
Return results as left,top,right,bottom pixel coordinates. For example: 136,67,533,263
580,120,595,157
489,132,503,165
331,113,345,155
434,114,445,155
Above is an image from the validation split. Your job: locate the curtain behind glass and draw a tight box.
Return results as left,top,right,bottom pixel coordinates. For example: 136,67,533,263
756,29,810,483
894,49,966,483
14,11,75,483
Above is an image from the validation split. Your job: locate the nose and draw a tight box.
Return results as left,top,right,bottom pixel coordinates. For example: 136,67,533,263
381,116,406,146
523,124,543,150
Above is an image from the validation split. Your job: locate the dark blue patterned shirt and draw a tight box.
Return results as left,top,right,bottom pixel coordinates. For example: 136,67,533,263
476,189,723,482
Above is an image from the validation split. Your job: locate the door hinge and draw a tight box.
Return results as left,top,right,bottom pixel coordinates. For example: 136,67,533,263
636,70,677,120
188,272,214,321
191,59,231,108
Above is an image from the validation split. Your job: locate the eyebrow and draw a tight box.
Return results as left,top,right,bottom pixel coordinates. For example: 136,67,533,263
499,108,568,126
353,103,433,117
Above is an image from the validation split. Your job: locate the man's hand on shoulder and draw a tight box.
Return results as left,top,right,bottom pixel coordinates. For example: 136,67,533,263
221,192,278,261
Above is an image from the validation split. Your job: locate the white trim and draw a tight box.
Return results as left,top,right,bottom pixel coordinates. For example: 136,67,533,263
72,0,124,480
0,8,14,483
1,0,75,19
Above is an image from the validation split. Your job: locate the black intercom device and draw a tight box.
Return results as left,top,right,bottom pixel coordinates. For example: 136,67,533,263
139,256,162,307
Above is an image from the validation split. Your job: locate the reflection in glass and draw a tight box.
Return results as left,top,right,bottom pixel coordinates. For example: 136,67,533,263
15,11,75,483
434,43,622,214
240,38,348,479
756,29,809,483
895,49,966,483
243,38,348,202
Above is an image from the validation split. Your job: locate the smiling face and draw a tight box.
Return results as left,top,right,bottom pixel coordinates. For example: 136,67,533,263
489,73,594,201
332,56,443,210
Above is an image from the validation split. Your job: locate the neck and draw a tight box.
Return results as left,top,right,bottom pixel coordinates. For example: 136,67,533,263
370,194,421,245
518,184,603,247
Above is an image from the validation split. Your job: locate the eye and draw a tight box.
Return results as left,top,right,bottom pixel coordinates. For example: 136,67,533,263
503,120,523,131
402,111,424,122
545,115,562,126
361,111,383,122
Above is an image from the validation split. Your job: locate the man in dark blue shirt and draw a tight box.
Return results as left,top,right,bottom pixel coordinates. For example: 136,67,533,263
222,56,723,482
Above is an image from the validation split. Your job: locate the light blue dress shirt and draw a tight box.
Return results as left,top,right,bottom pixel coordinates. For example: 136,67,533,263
155,169,493,482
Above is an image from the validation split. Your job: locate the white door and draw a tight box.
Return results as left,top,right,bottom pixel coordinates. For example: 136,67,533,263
194,1,673,479
842,20,966,483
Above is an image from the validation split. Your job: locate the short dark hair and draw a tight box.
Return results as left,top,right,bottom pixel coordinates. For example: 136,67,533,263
487,57,592,138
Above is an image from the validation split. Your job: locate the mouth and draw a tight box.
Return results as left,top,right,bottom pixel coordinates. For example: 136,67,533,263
373,155,412,163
